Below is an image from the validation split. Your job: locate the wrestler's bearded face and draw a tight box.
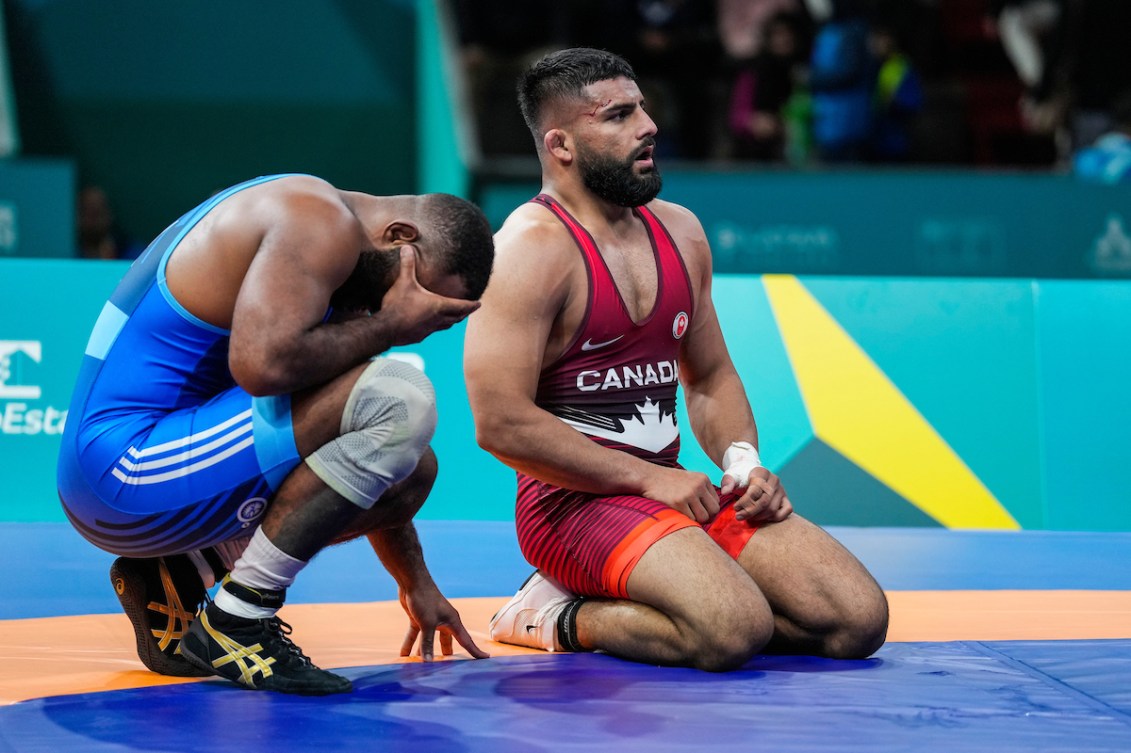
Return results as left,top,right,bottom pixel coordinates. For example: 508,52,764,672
575,138,662,208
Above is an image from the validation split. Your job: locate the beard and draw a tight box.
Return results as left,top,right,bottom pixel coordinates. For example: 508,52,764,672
576,141,662,207
330,248,398,316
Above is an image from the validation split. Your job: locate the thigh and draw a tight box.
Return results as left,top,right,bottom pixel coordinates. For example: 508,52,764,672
288,361,371,456
84,387,298,510
625,526,771,636
736,513,885,627
515,476,774,643
515,476,699,598
62,387,299,556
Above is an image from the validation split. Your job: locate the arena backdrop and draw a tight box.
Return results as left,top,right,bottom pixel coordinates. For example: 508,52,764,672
2,257,1128,530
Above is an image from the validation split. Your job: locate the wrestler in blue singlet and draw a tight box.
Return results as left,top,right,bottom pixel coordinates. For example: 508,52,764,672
57,175,304,557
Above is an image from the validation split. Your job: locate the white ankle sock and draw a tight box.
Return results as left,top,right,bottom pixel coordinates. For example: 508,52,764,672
214,528,307,619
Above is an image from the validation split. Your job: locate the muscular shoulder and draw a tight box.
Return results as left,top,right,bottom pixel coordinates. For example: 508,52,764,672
227,176,363,284
647,199,707,246
251,176,357,237
495,202,576,262
646,199,711,279
480,200,582,317
495,202,579,278
164,176,358,330
195,175,357,257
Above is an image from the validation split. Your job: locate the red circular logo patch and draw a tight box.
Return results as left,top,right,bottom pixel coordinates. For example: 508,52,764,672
672,311,689,339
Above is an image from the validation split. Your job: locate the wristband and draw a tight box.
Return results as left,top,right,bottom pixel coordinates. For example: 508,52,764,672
722,441,762,488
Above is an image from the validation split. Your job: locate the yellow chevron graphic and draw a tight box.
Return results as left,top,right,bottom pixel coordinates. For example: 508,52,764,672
763,275,1018,529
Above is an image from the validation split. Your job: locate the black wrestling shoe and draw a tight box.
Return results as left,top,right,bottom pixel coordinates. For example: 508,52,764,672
180,604,352,695
110,555,212,677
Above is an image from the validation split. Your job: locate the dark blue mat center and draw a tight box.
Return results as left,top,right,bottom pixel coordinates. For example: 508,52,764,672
5,641,1130,753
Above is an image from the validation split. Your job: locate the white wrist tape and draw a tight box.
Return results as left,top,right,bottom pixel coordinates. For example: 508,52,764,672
722,441,762,488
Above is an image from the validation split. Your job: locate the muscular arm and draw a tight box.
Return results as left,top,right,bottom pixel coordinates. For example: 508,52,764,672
674,211,759,464
366,522,434,592
665,203,792,523
464,210,719,521
368,523,488,661
229,186,473,396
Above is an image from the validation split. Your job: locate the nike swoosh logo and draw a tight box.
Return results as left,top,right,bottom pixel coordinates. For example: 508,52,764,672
581,335,624,351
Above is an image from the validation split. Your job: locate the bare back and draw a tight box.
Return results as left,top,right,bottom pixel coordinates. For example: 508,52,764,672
164,175,365,331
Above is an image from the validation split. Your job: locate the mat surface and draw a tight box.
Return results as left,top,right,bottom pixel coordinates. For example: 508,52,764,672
2,523,1129,752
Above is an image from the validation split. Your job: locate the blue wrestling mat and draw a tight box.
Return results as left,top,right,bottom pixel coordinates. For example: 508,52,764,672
2,522,1130,752
4,644,1130,752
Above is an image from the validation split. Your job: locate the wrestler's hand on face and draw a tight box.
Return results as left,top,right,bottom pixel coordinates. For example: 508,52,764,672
642,466,721,524
380,246,480,346
732,467,792,524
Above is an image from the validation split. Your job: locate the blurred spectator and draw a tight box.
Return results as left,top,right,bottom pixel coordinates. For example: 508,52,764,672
807,0,873,162
1073,90,1131,184
983,0,1066,135
76,185,142,261
868,22,924,161
873,0,946,79
802,0,834,24
727,12,808,161
985,1,1063,98
717,0,803,61
1065,0,1131,151
452,0,566,159
445,0,1131,170
625,0,724,159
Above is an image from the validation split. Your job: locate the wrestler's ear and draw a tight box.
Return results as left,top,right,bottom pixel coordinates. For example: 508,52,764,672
545,128,573,165
383,221,420,245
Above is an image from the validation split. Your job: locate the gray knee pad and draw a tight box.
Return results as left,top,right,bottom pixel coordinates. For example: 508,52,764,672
305,357,437,509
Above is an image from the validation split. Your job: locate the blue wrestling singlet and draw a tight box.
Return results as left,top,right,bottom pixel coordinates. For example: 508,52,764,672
57,175,303,557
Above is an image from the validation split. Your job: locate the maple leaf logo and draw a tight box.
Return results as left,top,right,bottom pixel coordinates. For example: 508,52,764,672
559,397,678,454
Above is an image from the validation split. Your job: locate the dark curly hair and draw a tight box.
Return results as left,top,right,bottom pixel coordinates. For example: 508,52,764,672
419,193,495,299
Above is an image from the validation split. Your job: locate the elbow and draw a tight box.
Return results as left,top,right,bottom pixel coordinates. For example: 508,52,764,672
229,351,293,397
473,415,506,456
472,407,521,459
232,371,285,398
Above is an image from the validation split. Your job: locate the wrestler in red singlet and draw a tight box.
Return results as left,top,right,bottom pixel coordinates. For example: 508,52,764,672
515,195,755,599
